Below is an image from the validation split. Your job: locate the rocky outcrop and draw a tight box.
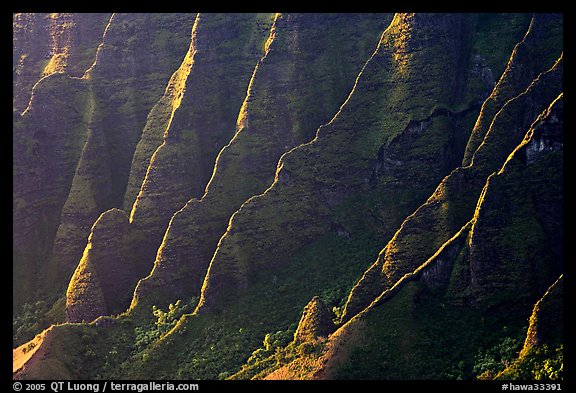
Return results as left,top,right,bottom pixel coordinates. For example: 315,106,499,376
294,297,335,343
522,275,563,354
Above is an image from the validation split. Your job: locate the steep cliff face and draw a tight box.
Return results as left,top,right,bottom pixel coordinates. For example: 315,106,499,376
125,13,275,212
119,13,528,380
463,94,563,309
66,209,135,322
49,12,196,288
497,275,563,380
13,13,563,381
462,14,562,165
131,13,391,314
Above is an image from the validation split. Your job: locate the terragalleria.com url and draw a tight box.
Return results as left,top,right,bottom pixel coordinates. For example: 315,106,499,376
13,381,200,393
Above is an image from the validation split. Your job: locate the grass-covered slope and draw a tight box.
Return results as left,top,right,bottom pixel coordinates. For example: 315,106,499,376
497,275,563,380
131,13,391,314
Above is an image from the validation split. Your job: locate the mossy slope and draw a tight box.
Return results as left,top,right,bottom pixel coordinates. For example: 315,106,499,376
13,13,563,381
46,13,195,320
497,275,563,380
462,14,562,166
14,13,195,344
126,13,274,275
29,12,392,379
66,209,136,323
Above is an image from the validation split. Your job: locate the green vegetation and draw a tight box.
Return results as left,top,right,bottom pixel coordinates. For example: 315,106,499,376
498,345,563,380
470,13,531,79
14,13,197,342
463,13,563,166
329,276,534,380
134,300,191,352
474,334,525,379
